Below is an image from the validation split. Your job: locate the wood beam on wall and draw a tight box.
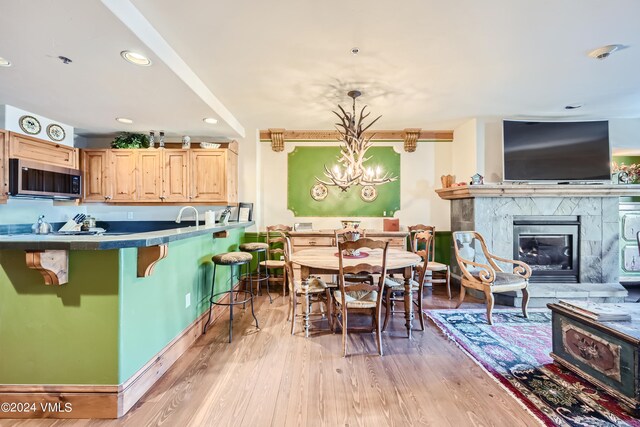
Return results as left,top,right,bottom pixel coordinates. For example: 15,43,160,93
260,129,453,152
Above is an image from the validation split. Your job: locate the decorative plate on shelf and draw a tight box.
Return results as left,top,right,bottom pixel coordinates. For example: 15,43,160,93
310,183,328,201
360,185,377,202
19,115,41,135
46,124,66,141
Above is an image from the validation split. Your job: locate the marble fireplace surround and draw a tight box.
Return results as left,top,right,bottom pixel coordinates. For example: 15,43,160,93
437,184,637,306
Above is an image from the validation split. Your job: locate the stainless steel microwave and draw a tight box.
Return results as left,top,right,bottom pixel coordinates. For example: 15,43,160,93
9,158,82,199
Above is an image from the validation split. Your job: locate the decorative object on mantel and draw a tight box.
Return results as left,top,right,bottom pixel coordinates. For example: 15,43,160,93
612,161,639,184
158,131,165,148
470,173,484,185
260,129,453,152
149,130,155,148
111,132,150,149
315,90,398,199
440,174,455,188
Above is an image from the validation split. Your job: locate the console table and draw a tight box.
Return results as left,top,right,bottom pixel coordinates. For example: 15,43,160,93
289,230,408,252
548,302,640,415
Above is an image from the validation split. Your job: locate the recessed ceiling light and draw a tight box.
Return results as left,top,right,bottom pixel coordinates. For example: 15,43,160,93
0,57,11,67
120,51,152,66
116,117,133,124
203,117,218,124
351,47,360,55
587,44,626,60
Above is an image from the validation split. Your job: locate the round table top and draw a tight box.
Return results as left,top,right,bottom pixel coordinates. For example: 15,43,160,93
291,247,421,271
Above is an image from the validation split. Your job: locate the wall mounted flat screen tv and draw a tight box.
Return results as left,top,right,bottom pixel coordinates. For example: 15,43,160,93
503,120,611,182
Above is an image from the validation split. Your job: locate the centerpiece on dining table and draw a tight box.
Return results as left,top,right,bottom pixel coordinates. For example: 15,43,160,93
339,220,363,257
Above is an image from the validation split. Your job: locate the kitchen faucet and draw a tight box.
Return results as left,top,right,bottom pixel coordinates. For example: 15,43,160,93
175,206,199,227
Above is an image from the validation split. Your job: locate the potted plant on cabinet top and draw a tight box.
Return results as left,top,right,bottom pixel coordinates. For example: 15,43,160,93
111,132,150,149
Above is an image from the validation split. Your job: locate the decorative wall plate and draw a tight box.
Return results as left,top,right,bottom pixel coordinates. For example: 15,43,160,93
310,183,328,201
360,185,377,202
19,115,41,135
46,124,66,141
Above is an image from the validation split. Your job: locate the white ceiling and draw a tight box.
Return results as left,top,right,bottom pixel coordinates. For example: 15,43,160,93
1,0,639,140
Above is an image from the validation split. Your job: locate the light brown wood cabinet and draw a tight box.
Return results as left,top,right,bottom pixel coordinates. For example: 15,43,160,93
0,130,7,203
81,150,110,202
9,133,78,168
80,148,237,204
163,150,189,202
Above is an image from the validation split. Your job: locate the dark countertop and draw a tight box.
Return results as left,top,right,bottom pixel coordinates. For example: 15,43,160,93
0,221,254,251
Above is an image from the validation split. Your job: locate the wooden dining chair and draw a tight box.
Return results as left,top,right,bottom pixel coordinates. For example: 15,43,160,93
382,231,432,332
258,224,292,302
453,231,532,325
333,238,389,357
408,224,451,299
282,235,336,336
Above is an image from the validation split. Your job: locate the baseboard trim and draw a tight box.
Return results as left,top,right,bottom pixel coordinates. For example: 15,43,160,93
0,283,239,419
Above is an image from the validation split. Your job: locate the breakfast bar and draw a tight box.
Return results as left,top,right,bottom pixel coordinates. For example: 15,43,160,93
0,221,253,418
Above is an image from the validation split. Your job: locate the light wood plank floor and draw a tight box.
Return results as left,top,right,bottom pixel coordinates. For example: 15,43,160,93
1,285,537,427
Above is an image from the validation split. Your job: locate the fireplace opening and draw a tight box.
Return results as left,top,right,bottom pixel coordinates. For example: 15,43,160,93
513,217,580,283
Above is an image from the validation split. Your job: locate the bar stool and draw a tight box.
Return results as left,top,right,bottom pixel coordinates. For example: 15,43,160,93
203,251,259,343
239,242,271,303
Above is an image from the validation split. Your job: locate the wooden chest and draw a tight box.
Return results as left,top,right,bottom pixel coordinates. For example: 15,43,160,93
548,303,640,414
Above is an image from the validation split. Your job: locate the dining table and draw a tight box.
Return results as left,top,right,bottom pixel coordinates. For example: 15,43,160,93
291,246,422,338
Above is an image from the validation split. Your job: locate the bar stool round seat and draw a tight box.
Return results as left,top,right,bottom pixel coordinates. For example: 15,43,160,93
203,251,259,342
239,242,269,251
212,251,253,265
239,244,272,303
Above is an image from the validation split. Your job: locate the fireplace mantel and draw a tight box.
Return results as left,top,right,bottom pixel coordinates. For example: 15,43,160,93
436,183,638,200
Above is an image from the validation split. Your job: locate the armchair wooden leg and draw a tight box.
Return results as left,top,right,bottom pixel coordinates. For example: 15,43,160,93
456,285,466,309
483,289,495,325
445,267,452,300
521,287,530,319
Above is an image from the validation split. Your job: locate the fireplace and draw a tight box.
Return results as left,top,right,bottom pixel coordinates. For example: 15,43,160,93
513,217,580,283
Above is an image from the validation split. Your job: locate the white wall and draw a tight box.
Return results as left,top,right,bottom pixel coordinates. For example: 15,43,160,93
451,118,483,183
0,199,86,225
610,118,640,155
1,105,74,147
255,138,452,231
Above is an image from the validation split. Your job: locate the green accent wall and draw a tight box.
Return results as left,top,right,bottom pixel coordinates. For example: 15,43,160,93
287,146,401,217
0,228,245,386
0,250,119,384
117,229,243,383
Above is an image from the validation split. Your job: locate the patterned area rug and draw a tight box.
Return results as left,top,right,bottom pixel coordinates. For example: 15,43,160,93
426,309,639,427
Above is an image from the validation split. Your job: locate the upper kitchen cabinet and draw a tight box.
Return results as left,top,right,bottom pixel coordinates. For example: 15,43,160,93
110,150,138,202
81,150,110,202
163,150,189,202
9,133,78,168
0,130,7,202
190,149,238,204
138,150,163,201
80,146,237,205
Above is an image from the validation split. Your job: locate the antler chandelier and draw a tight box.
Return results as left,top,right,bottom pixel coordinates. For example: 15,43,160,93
312,90,398,202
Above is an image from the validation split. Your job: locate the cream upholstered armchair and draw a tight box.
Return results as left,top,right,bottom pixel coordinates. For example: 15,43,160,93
452,231,532,325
